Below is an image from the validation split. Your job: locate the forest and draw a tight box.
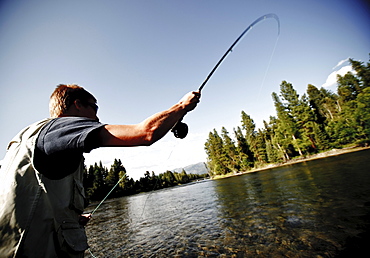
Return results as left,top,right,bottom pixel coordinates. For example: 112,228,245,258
83,158,208,201
205,56,370,177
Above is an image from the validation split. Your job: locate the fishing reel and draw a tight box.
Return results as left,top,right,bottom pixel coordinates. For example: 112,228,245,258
171,120,188,139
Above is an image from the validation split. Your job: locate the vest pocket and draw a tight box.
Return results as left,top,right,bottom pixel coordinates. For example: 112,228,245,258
58,219,89,252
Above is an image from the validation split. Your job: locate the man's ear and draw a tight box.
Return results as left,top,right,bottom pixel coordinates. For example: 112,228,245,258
74,99,83,110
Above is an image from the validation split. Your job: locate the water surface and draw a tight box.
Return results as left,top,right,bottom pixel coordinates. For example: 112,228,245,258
85,149,370,257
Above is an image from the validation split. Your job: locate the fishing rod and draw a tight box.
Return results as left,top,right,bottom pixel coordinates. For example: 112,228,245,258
88,12,280,224
172,13,280,139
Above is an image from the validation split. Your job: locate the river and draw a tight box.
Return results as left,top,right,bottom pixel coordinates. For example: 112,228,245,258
85,149,370,257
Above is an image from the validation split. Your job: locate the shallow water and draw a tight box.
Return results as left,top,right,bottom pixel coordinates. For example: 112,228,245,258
85,149,370,257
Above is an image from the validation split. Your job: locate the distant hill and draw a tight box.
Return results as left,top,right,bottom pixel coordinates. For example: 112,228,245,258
172,162,209,175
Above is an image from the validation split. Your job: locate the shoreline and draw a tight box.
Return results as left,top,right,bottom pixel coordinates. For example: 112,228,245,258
212,145,370,180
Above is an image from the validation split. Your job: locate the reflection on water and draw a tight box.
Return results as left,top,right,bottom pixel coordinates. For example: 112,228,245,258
86,149,370,257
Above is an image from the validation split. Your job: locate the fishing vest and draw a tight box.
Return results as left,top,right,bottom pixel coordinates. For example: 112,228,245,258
0,119,89,257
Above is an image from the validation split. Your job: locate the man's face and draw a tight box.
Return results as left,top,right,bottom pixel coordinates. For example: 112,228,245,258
80,98,99,121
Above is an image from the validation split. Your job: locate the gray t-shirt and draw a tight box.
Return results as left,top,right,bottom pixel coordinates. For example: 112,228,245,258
35,117,105,179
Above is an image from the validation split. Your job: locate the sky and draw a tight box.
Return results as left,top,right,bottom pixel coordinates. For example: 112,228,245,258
0,0,369,180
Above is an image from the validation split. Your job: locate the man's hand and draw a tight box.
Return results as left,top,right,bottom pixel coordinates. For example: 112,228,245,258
79,213,92,226
179,91,201,112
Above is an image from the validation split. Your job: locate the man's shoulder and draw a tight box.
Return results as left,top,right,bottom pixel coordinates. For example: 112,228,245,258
43,117,103,131
37,117,105,153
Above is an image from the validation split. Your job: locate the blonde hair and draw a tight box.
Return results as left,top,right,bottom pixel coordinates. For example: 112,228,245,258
49,84,96,117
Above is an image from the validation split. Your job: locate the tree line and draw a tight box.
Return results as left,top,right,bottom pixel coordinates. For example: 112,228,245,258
205,56,370,177
83,159,208,201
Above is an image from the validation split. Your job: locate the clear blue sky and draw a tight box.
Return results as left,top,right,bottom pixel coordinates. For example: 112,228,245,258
0,0,369,179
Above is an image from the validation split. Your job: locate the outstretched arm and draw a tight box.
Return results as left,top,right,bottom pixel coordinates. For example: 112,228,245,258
96,91,200,147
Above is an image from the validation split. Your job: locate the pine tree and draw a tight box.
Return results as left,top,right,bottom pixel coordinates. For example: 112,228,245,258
86,162,108,200
337,73,361,105
350,56,370,91
221,127,240,172
104,159,127,197
254,129,268,166
306,84,331,150
272,90,301,157
263,120,280,163
204,129,231,176
240,111,256,164
307,84,326,124
233,126,253,170
354,87,370,143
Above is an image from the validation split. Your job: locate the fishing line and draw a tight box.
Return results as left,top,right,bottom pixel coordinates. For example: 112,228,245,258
90,175,125,216
87,141,179,257
198,13,280,93
87,176,126,258
257,32,280,100
138,141,178,219
117,144,180,255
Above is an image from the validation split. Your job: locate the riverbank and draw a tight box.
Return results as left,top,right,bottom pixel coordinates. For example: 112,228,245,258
212,145,370,180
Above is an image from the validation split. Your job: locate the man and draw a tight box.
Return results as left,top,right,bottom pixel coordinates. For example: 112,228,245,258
0,84,200,257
